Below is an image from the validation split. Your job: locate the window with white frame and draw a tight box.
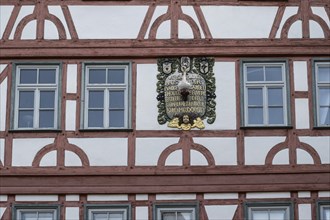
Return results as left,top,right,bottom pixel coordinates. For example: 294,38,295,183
314,61,330,127
85,205,130,220
242,62,289,126
246,203,292,220
83,64,130,129
13,205,59,220
318,202,330,220
154,204,198,220
12,65,60,129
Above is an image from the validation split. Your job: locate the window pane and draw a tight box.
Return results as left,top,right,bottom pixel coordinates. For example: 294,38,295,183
40,91,55,108
252,211,269,220
109,110,125,127
319,88,330,106
109,91,125,108
248,88,263,106
39,69,56,84
18,110,34,128
88,110,104,127
93,213,108,220
269,210,286,220
89,69,106,84
162,212,176,220
19,91,34,108
177,212,192,220
269,107,284,124
108,69,125,84
38,212,54,220
247,67,264,81
320,107,330,125
324,207,330,220
268,88,283,106
89,91,104,108
265,66,282,81
248,107,263,124
21,212,38,220
318,66,330,82
39,110,54,128
109,213,124,220
20,69,37,84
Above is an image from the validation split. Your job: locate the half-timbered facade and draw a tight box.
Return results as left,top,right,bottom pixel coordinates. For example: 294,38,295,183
0,0,329,220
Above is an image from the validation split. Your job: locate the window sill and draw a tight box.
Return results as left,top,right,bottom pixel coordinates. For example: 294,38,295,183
313,126,330,130
240,125,293,129
9,129,62,133
79,128,133,132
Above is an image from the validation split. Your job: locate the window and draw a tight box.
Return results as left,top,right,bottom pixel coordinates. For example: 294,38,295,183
242,61,289,126
12,64,61,130
85,204,130,220
245,203,292,220
82,63,131,129
154,203,198,220
318,201,330,220
314,61,330,127
13,205,59,220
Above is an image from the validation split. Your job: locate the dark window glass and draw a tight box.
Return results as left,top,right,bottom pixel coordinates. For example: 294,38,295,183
19,91,34,108
39,69,56,84
20,69,37,84
246,67,264,81
18,110,34,128
89,69,106,84
108,69,125,84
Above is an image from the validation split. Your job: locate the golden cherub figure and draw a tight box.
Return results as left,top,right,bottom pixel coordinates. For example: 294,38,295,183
167,115,205,130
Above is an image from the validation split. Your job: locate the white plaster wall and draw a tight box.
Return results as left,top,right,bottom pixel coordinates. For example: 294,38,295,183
0,139,4,165
39,150,56,167
182,6,205,38
145,6,168,39
299,137,330,164
0,65,7,74
298,191,311,198
66,207,79,220
65,100,76,131
136,64,168,130
295,99,310,129
246,192,290,199
66,195,80,201
12,138,54,166
44,20,59,40
202,6,277,38
194,137,237,165
48,6,71,39
293,61,308,91
209,62,236,130
245,137,286,165
15,195,58,201
69,138,127,166
66,64,78,93
276,7,299,38
157,20,171,39
0,78,7,131
136,207,148,220
0,6,14,39
319,191,330,197
0,195,7,202
178,20,194,39
310,20,325,38
205,205,237,220
190,149,208,166
312,7,330,28
69,6,148,39
21,20,36,40
156,194,196,200
204,193,238,200
0,208,6,220
65,150,82,166
136,194,148,201
297,148,314,165
165,149,182,166
87,195,128,201
135,138,180,166
298,204,312,220
288,20,302,38
272,149,289,165
9,6,35,39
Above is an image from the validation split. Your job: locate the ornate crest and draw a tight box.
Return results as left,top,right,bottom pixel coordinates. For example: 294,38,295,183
156,57,216,130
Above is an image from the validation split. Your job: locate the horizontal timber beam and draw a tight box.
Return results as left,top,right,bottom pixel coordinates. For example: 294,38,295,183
1,39,329,59
0,172,329,194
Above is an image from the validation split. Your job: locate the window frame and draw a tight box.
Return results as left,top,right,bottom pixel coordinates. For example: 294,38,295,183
12,204,60,220
81,62,132,130
11,63,62,131
240,60,291,128
244,202,293,220
312,59,330,128
317,201,330,220
84,204,131,220
153,203,199,220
